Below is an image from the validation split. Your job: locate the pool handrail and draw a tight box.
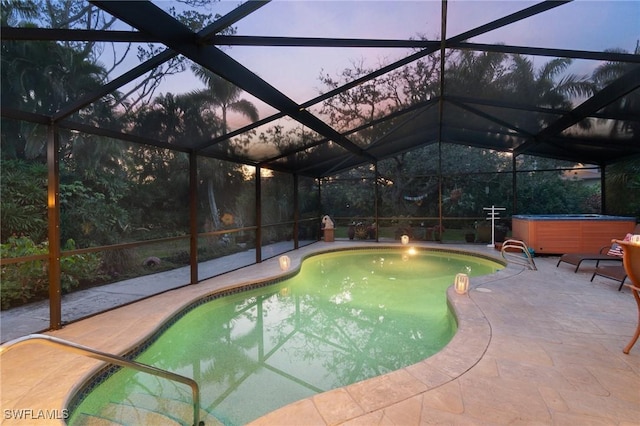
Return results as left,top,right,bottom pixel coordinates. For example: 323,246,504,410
0,333,203,426
501,239,537,270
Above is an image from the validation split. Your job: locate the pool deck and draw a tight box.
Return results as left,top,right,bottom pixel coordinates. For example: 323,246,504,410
1,240,639,425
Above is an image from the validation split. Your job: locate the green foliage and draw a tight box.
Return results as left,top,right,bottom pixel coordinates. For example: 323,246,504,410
59,238,107,293
0,236,103,309
321,168,376,218
517,172,601,215
59,179,130,247
0,159,47,242
0,236,48,309
606,156,640,216
318,45,624,222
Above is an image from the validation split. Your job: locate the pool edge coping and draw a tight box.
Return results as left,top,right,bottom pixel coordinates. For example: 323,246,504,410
64,243,519,424
247,248,523,425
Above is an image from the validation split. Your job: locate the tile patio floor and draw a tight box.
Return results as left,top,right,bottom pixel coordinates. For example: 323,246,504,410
1,240,639,425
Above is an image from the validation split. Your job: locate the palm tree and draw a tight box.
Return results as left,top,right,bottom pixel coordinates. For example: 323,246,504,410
1,15,109,160
190,65,259,230
190,65,259,134
591,42,640,139
591,42,640,215
505,56,594,109
0,1,39,26
446,49,509,99
131,92,218,144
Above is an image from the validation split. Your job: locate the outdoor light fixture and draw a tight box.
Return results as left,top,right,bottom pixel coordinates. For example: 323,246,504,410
454,273,470,295
401,235,409,245
279,255,291,271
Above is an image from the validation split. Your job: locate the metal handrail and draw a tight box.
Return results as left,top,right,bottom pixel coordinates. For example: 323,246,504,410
0,334,202,426
501,239,537,271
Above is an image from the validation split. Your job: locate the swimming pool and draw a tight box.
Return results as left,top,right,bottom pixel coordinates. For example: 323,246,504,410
68,247,503,425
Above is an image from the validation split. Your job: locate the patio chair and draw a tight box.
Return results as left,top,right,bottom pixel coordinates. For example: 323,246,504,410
556,245,623,272
614,239,640,354
556,224,640,273
590,264,627,291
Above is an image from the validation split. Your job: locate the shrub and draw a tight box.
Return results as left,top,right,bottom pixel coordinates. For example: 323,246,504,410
0,160,47,243
1,236,103,309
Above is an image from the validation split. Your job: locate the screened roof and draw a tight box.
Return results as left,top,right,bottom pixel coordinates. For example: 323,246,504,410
2,0,639,177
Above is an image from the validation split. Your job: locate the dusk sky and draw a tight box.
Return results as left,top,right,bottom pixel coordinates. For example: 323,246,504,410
124,1,639,127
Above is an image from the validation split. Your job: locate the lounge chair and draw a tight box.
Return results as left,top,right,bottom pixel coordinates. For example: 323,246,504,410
590,265,627,291
556,224,640,272
556,245,622,272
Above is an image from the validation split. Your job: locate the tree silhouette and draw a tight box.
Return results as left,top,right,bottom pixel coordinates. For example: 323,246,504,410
190,65,259,229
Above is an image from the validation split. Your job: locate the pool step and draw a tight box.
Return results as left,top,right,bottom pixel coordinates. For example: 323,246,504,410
72,413,125,426
74,394,222,426
93,401,184,425
128,393,223,426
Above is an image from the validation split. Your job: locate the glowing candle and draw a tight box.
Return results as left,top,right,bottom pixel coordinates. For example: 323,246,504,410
454,273,470,295
279,255,291,271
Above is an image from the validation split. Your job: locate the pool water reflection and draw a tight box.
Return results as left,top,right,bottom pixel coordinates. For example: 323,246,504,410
70,248,502,425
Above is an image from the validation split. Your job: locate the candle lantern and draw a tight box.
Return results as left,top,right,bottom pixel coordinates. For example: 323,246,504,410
454,273,470,295
401,235,409,245
279,255,291,271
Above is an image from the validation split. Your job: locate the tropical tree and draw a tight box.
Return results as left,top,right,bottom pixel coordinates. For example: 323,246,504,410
445,49,509,99
131,92,219,144
190,66,259,134
0,160,47,243
318,46,600,222
605,158,640,216
1,34,108,160
505,56,594,107
317,56,440,217
190,65,259,229
1,0,130,249
591,42,640,216
126,92,220,235
318,58,402,132
592,43,640,140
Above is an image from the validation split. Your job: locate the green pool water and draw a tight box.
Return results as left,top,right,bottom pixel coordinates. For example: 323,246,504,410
69,248,502,425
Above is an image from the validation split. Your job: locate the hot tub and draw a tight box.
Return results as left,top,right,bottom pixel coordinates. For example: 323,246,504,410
512,214,636,254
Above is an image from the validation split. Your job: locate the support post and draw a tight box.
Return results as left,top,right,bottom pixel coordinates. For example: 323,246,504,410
255,166,262,263
600,163,606,214
189,151,198,284
47,125,62,330
374,161,379,242
317,178,322,242
436,0,447,242
512,154,518,214
293,173,299,249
